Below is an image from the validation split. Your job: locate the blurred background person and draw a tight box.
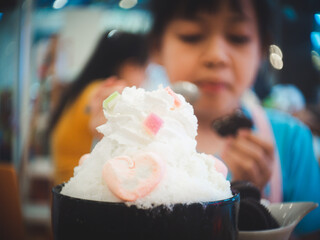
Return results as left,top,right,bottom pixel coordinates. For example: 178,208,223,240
48,30,149,185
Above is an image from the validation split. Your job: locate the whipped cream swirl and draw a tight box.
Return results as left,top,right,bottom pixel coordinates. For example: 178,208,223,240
61,86,232,208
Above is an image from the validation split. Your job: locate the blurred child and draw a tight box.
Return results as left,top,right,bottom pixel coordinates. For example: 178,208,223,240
49,31,148,185
148,0,320,237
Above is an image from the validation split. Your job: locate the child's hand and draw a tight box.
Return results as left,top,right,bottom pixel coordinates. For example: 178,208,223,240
88,77,127,139
221,129,274,190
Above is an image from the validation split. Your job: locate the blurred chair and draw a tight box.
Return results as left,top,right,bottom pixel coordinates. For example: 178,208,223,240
0,163,24,240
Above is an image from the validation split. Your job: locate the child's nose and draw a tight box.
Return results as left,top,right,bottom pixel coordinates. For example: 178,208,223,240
201,36,229,68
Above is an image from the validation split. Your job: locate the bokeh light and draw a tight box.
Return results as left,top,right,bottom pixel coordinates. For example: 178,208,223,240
311,32,320,49
119,0,138,9
311,50,320,71
315,13,320,25
269,44,283,70
53,0,68,9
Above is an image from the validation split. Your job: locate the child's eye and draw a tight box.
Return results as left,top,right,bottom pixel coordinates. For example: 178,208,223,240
178,34,204,43
227,35,251,44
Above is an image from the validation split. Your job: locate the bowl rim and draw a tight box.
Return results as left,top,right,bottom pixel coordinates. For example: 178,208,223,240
52,183,240,208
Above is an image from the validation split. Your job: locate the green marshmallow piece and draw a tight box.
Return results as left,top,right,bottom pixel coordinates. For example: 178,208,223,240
103,91,120,109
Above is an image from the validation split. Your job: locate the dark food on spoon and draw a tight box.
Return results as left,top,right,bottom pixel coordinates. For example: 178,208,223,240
211,110,253,137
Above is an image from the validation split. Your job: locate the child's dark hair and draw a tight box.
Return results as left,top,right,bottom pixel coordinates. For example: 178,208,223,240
148,0,274,53
48,31,148,133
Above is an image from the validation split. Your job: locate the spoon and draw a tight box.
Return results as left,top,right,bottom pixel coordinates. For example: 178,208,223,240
171,82,200,105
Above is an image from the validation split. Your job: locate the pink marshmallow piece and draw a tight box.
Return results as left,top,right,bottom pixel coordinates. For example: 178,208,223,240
144,113,163,135
165,87,181,108
210,155,228,178
102,152,165,202
78,153,90,166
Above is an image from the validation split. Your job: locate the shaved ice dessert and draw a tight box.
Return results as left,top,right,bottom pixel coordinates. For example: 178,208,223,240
61,86,232,208
52,86,239,240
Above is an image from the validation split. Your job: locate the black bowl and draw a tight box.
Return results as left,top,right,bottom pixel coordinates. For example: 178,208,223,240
52,184,239,240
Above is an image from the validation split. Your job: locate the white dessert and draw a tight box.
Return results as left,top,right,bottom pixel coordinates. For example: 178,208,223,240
61,86,232,209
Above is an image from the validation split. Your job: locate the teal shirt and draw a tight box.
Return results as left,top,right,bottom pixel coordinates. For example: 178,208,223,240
265,109,320,235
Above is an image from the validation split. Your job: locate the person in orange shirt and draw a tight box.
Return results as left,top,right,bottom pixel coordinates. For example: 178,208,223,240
49,31,149,185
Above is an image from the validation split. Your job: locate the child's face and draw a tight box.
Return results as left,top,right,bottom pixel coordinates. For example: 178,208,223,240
155,0,262,119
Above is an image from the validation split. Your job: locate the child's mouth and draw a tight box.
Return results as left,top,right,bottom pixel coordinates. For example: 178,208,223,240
196,82,229,93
